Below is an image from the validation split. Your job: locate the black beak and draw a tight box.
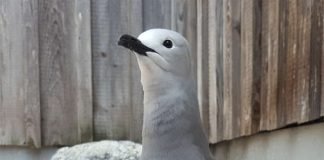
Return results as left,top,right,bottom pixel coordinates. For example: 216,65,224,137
118,34,156,56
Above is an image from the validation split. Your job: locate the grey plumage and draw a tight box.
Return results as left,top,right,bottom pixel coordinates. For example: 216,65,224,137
118,29,214,160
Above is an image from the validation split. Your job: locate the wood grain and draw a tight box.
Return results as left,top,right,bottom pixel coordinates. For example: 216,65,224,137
208,0,224,143
276,0,288,128
0,0,41,148
251,0,262,134
296,0,312,122
285,0,299,125
39,0,92,146
240,0,252,136
91,0,143,142
260,0,280,131
215,0,225,142
240,0,259,136
222,0,233,140
322,0,324,117
309,0,323,120
142,0,172,30
197,0,210,137
230,0,241,139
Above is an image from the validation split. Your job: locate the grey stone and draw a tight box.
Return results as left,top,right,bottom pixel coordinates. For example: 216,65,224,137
51,141,142,160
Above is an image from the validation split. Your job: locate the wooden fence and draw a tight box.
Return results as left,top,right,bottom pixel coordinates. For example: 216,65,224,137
0,0,323,148
203,0,324,143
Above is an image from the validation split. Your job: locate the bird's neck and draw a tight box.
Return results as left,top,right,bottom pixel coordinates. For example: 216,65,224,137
141,75,202,147
140,70,195,102
140,74,213,160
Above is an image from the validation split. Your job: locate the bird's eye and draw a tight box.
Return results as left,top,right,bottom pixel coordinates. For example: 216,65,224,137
163,40,173,48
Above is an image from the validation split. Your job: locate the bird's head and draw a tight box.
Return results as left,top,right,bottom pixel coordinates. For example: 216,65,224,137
118,29,193,84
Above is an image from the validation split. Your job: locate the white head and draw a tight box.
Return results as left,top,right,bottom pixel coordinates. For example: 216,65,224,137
118,29,193,87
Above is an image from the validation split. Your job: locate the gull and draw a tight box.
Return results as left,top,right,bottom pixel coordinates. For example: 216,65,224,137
118,29,214,160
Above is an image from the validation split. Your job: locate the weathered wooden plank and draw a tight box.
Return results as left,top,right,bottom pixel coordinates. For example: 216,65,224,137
92,0,143,142
322,0,324,117
215,0,241,140
251,0,262,134
208,0,224,143
222,0,233,140
309,0,323,120
285,0,299,124
279,0,298,126
276,0,288,128
75,0,93,143
240,0,257,136
0,0,41,147
39,0,92,146
142,0,172,30
296,0,312,122
230,0,241,139
215,0,224,142
197,0,210,137
260,0,280,130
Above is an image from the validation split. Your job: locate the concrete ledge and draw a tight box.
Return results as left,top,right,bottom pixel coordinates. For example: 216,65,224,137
0,147,57,160
211,122,324,160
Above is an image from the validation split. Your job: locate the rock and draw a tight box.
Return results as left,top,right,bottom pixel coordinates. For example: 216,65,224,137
51,140,142,160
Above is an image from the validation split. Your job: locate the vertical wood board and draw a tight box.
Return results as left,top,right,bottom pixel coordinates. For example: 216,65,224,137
0,0,41,148
285,0,298,124
230,0,241,139
251,0,262,134
259,0,280,131
308,0,323,120
321,0,324,117
240,0,254,136
296,0,312,122
276,0,288,128
197,0,210,136
39,0,92,146
208,0,223,143
222,0,233,139
91,0,143,142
